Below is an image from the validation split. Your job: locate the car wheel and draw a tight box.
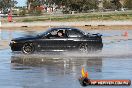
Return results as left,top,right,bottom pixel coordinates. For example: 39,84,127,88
22,43,35,54
79,43,88,53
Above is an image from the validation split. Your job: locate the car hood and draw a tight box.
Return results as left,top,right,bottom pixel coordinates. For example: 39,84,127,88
11,35,38,41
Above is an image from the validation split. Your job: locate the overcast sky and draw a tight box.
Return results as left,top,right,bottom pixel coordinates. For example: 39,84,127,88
16,0,26,6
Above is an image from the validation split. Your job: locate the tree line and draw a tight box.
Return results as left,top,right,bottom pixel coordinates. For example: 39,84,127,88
0,0,132,13
0,0,17,13
26,0,132,12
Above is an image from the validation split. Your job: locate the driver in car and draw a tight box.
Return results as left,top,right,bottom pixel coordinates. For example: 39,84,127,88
57,30,64,37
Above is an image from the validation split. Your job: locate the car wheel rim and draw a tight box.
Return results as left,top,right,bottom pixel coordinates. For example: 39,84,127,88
79,44,87,52
23,44,34,54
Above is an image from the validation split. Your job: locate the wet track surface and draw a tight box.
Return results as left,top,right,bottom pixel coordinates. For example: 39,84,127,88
0,29,132,88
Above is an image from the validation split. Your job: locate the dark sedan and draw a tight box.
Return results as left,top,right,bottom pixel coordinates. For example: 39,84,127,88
9,27,103,54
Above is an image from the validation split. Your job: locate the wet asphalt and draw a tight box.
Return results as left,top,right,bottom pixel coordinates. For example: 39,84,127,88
0,29,132,88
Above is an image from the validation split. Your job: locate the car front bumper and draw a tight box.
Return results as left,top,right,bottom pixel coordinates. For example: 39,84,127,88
9,42,23,51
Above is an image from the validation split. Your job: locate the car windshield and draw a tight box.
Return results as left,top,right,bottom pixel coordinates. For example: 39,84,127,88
37,28,52,37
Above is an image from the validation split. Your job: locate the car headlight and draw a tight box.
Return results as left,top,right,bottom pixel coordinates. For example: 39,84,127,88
10,41,16,44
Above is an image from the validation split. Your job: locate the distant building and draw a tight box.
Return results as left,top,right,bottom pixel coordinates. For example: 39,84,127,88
27,0,58,13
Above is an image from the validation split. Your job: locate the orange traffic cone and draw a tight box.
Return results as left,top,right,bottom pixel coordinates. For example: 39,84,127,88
123,31,128,37
8,15,12,22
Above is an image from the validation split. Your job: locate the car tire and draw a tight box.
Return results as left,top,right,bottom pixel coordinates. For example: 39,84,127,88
79,43,88,53
22,43,35,54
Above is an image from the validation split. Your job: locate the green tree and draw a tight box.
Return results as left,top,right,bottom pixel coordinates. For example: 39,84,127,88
27,0,98,13
62,0,98,12
27,0,46,10
27,0,44,15
110,0,122,10
124,0,132,9
103,0,116,10
0,0,11,9
0,0,17,13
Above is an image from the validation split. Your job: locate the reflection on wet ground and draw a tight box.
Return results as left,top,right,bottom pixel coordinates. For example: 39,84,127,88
0,29,132,88
11,56,102,72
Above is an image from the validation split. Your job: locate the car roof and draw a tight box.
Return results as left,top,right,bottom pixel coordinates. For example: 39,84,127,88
50,27,82,31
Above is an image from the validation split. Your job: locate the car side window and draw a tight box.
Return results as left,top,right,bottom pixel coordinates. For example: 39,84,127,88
50,30,58,36
67,29,83,37
46,29,67,38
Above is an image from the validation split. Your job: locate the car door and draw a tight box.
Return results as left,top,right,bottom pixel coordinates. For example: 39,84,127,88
66,29,84,50
37,29,68,51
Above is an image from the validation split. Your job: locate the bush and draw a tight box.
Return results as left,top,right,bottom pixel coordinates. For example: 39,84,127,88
34,10,42,15
62,10,70,14
19,9,26,16
28,9,42,16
